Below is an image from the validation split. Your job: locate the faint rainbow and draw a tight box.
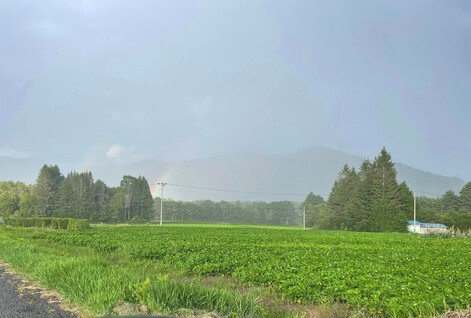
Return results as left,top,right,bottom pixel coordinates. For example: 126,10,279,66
149,165,176,198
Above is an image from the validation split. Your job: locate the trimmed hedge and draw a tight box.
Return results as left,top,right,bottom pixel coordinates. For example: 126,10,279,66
5,217,90,230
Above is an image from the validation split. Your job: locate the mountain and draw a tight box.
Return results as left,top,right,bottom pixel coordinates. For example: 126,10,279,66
0,147,466,201
91,147,465,201
394,163,464,197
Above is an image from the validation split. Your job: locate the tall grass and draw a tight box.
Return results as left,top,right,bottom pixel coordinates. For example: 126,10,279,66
0,229,263,317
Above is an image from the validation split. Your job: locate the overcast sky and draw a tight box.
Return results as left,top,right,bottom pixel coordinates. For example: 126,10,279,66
1,0,470,180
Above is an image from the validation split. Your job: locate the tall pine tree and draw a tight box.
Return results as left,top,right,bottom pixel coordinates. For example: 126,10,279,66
55,171,94,219
370,148,403,231
326,165,358,230
32,165,64,216
325,148,409,232
459,182,471,213
350,160,375,231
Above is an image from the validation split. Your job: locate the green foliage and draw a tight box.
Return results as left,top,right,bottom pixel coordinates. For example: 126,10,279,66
32,164,64,216
441,190,460,212
303,192,325,227
0,164,155,223
67,218,91,230
326,148,409,232
155,198,301,226
5,217,90,230
118,175,154,222
416,186,471,231
126,215,148,224
55,171,94,219
437,211,471,230
326,165,359,230
29,224,471,317
3,158,471,233
0,181,31,217
0,227,263,317
459,182,471,213
91,179,111,222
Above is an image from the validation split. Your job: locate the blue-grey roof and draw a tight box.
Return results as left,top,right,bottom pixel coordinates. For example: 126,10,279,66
407,220,447,228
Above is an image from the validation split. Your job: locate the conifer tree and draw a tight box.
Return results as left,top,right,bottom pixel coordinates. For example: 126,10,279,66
396,181,413,231
134,176,154,220
327,165,358,229
459,182,471,213
32,164,64,216
351,160,375,231
118,175,154,221
370,148,402,231
120,175,136,221
55,171,94,219
441,190,459,212
92,180,110,222
326,148,408,232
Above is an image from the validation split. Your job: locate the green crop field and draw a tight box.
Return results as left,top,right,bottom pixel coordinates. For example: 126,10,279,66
1,224,470,317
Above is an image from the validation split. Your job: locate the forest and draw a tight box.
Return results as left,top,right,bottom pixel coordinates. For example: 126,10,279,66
0,165,154,223
306,148,471,231
0,164,301,225
0,148,470,230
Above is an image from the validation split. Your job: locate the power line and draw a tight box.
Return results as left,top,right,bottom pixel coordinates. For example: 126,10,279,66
149,182,315,197
414,190,443,197
167,183,311,196
149,182,445,199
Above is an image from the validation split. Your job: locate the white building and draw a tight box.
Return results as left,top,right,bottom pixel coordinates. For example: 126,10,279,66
407,220,448,234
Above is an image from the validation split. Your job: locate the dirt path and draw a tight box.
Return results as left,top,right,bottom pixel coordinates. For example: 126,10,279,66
0,265,79,318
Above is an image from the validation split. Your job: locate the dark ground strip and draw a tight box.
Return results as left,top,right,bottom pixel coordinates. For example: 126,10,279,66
0,266,79,318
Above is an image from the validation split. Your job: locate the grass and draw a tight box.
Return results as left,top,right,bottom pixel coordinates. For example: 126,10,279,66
2,224,470,317
101,221,305,231
0,227,264,317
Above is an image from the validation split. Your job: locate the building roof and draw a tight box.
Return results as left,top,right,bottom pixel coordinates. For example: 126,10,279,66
407,220,447,228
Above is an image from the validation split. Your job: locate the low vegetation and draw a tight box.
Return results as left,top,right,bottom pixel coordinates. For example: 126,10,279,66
0,226,264,317
1,148,471,317
1,224,470,317
4,217,90,230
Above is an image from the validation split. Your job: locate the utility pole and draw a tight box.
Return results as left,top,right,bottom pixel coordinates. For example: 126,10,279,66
303,206,306,230
158,182,167,226
413,192,417,233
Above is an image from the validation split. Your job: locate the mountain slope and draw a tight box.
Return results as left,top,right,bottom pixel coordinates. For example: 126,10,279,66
0,148,465,201
92,147,466,201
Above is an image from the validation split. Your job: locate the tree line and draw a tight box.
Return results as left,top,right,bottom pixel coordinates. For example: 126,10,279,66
0,164,154,222
0,164,302,225
304,148,471,231
1,149,470,231
155,198,300,225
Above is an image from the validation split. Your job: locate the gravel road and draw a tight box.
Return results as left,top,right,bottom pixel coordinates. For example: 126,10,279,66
0,265,79,318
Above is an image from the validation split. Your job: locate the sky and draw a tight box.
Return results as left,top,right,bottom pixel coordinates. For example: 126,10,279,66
1,0,470,180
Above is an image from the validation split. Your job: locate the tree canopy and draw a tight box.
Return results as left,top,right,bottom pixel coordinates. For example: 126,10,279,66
322,148,410,232
1,151,470,230
0,165,155,223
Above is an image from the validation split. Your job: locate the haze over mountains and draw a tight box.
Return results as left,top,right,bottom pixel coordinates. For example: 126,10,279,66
0,147,465,202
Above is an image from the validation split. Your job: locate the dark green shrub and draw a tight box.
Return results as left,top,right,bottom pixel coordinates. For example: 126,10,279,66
5,217,90,231
41,218,53,228
57,218,69,230
67,218,90,230
127,215,148,224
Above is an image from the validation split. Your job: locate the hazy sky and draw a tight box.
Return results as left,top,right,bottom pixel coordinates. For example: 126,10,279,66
1,0,470,180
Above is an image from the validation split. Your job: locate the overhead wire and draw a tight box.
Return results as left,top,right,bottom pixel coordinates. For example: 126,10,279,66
149,181,325,197
149,182,445,199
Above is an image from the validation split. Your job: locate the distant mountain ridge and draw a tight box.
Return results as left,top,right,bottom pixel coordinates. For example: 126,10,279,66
0,147,466,201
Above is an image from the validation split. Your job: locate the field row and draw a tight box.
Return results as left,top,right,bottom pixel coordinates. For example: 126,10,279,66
31,225,471,316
